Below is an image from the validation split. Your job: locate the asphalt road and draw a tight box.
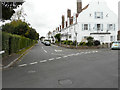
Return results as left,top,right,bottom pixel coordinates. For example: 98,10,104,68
2,42,118,88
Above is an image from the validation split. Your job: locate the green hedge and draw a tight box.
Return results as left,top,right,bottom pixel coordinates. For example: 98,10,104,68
2,32,36,57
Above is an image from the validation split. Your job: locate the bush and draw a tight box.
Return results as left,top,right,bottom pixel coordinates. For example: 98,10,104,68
55,40,59,44
79,42,86,46
86,42,93,46
94,40,100,46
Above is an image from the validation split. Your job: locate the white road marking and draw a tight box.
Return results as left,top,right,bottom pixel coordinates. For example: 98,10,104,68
55,49,62,52
42,47,47,53
56,57,62,59
28,70,36,73
49,58,55,61
40,60,47,63
18,64,27,67
76,53,80,55
30,62,38,65
63,56,68,58
44,50,47,53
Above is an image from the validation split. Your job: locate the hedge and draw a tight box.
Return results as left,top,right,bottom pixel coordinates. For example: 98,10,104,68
2,32,36,57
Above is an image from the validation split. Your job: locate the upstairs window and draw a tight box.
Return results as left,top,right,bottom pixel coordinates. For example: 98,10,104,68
107,24,115,31
95,24,103,31
82,24,91,31
84,24,88,30
95,12,103,19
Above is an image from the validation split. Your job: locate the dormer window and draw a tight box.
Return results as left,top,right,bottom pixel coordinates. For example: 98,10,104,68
95,12,103,19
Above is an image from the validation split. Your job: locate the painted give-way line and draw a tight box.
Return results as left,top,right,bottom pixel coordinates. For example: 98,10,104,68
40,60,47,63
30,62,38,65
56,57,62,60
49,58,55,61
18,64,27,67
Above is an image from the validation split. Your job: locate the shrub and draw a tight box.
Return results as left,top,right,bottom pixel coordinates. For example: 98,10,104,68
86,42,93,46
94,40,100,46
55,40,59,44
72,40,77,46
79,42,86,46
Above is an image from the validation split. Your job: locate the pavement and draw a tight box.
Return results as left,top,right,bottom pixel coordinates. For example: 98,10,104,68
2,41,119,88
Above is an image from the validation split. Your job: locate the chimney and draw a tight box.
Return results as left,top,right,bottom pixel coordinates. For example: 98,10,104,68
77,0,82,14
66,21,68,27
62,15,65,29
67,9,71,18
60,25,61,32
118,31,120,40
70,16,73,25
60,25,61,30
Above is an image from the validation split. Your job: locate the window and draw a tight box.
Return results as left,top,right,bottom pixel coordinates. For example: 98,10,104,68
110,36,115,41
69,35,72,39
97,24,101,31
82,24,91,31
89,13,92,17
100,36,104,42
95,24,103,31
84,24,88,30
107,24,115,31
95,12,103,19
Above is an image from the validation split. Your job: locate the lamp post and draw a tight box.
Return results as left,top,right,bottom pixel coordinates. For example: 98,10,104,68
74,24,78,48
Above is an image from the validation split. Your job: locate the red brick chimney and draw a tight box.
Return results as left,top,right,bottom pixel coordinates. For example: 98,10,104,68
118,30,120,40
70,16,73,25
60,25,61,32
60,25,61,30
67,9,71,18
77,0,82,14
62,15,65,29
66,21,68,27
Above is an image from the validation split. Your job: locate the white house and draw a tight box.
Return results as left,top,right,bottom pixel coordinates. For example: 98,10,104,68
77,0,118,43
47,0,118,44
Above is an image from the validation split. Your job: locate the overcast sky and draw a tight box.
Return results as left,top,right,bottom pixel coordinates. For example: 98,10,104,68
16,0,120,37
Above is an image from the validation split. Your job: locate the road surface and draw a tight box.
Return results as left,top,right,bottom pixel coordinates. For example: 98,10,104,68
2,42,118,88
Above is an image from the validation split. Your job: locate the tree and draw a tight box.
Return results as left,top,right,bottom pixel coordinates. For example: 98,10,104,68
11,7,27,21
54,34,61,42
2,1,24,21
25,28,39,40
2,20,39,40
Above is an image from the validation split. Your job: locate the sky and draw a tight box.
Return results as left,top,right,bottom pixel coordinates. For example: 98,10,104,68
1,0,120,37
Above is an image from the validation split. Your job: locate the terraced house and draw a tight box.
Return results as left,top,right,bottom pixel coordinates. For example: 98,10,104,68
47,0,118,44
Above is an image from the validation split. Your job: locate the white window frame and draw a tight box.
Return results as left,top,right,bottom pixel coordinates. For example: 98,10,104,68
95,24,103,31
95,12,103,19
82,24,91,31
84,24,88,30
107,24,115,31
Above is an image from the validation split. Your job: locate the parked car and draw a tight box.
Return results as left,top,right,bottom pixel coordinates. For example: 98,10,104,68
111,41,120,50
44,41,51,46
